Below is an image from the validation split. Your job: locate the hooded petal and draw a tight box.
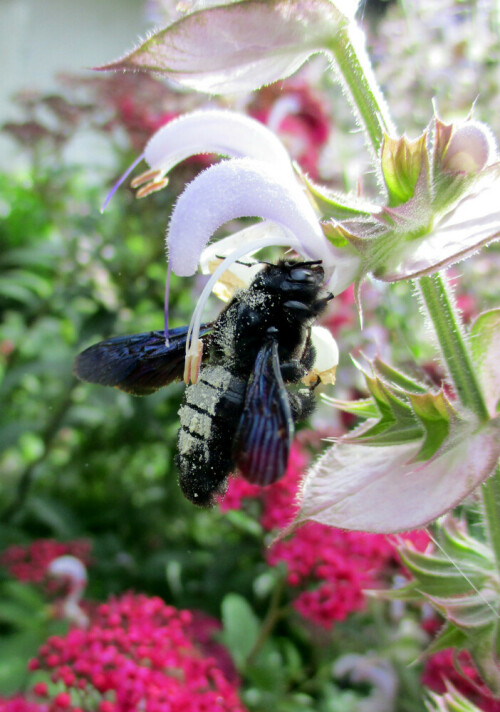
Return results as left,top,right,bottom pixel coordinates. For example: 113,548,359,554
294,418,500,533
97,0,355,94
103,109,296,209
166,157,333,276
144,109,295,178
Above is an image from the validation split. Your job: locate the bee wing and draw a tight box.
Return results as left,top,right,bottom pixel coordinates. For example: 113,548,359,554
74,325,212,396
233,338,294,486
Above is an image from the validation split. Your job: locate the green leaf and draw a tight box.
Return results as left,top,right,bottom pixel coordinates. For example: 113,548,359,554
469,308,500,417
221,593,260,669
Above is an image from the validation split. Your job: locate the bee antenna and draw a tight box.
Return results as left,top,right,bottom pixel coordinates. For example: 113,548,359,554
215,255,255,267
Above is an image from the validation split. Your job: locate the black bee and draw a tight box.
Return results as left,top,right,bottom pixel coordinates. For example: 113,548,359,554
74,260,332,505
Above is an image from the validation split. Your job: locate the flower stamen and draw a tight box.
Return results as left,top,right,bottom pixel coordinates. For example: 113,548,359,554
183,339,204,385
136,177,170,199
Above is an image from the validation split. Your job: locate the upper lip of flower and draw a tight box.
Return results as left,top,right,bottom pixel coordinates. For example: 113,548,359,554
103,108,359,367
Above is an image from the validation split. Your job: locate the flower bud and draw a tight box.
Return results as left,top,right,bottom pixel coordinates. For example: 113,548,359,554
442,122,494,175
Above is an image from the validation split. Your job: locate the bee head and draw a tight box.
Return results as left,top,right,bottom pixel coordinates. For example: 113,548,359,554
251,259,325,298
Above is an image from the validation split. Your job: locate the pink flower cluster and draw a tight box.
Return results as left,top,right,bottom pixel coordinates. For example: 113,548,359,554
422,649,500,711
0,698,47,712
25,592,246,712
220,444,405,628
270,523,395,628
249,80,331,178
1,539,92,594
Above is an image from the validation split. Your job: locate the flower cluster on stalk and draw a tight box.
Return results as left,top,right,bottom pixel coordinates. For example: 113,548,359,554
20,593,246,712
221,443,427,628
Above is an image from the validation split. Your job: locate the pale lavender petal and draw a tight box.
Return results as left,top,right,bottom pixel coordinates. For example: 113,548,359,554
166,157,330,276
295,419,500,533
144,109,294,177
97,0,353,94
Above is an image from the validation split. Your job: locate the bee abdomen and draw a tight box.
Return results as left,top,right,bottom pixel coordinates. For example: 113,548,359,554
177,366,246,506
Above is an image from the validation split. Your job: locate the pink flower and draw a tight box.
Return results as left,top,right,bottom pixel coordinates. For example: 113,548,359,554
222,443,426,629
423,649,500,711
0,698,48,712
249,81,332,179
28,593,246,712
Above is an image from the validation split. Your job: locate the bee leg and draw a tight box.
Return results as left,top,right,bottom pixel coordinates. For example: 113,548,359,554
288,389,316,421
283,293,333,319
280,359,307,383
280,332,316,383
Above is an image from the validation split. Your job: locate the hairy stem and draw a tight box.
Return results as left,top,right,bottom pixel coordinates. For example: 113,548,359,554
418,272,500,573
329,24,396,157
418,273,489,420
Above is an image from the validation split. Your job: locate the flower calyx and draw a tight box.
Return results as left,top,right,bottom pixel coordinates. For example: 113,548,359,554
384,515,500,696
327,115,500,286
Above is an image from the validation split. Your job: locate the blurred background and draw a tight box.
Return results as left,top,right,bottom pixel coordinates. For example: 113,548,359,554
1,1,500,710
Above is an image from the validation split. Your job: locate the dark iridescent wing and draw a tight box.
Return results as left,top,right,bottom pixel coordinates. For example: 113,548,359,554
74,325,212,396
233,338,294,486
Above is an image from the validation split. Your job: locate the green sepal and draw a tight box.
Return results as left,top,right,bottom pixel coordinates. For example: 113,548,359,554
372,357,428,394
426,684,487,712
355,373,423,444
321,395,379,420
425,591,499,628
337,357,455,454
301,172,375,221
408,391,453,462
399,548,490,597
381,132,430,207
424,623,468,658
390,517,500,694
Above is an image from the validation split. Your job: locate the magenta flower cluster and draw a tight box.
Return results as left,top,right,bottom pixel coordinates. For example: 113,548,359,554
19,592,246,712
220,444,406,628
422,648,500,711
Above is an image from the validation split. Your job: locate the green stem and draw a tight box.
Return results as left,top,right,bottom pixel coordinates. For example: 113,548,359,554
418,273,489,420
418,272,500,573
245,578,286,667
329,23,396,157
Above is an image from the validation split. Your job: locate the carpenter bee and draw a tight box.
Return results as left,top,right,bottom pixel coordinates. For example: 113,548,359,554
74,260,332,506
